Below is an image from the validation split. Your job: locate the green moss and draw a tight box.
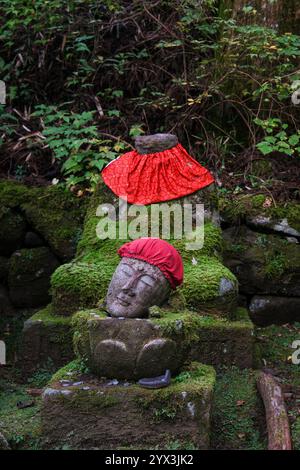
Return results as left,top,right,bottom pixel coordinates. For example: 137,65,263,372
28,305,74,360
219,192,300,232
211,367,265,450
30,304,72,326
265,252,286,279
9,247,57,278
51,261,115,314
0,180,31,208
153,309,252,346
180,255,237,311
133,362,215,423
0,377,41,449
0,180,87,261
71,309,106,361
51,359,88,383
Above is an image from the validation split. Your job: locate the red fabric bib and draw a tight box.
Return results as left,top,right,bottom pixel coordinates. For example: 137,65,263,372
102,143,214,205
118,238,183,289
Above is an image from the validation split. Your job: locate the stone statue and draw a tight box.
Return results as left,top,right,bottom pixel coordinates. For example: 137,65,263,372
105,237,183,319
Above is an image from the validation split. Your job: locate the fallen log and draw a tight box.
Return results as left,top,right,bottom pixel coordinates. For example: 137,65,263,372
257,371,292,450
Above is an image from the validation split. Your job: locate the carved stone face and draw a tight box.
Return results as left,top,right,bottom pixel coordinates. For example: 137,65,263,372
105,257,171,318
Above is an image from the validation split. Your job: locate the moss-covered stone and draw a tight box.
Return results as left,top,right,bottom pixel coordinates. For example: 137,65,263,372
51,262,115,315
219,192,300,234
0,207,26,256
8,247,60,308
180,255,238,314
0,180,88,262
223,225,300,297
20,305,74,377
41,362,215,450
211,367,266,450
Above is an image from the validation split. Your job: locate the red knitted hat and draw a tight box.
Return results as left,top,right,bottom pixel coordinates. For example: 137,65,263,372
118,238,184,289
102,143,214,205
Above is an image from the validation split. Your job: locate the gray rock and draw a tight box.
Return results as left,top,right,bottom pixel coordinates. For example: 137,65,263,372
219,277,236,296
135,133,178,154
249,295,300,326
247,215,300,238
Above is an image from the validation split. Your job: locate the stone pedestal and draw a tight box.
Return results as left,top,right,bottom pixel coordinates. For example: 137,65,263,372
73,307,254,380
20,305,74,377
41,362,215,450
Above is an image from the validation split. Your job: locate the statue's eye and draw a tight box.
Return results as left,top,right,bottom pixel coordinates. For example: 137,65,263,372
140,275,155,287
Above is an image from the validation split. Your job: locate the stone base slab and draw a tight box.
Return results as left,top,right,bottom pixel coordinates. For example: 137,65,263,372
41,361,215,450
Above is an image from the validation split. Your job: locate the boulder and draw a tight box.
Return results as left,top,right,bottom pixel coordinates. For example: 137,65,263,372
8,247,60,307
249,295,300,326
20,305,74,378
0,208,26,256
223,225,300,296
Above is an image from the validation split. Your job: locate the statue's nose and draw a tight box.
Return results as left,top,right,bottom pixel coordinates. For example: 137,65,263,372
121,277,137,295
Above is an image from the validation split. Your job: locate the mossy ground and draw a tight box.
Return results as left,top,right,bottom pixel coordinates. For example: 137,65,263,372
0,371,41,450
211,367,266,450
255,323,300,449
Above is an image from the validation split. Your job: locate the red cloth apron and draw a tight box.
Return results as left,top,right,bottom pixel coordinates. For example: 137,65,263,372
102,143,214,205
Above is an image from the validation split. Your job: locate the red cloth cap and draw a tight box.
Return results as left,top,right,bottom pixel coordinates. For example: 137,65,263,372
102,143,214,205
118,238,184,289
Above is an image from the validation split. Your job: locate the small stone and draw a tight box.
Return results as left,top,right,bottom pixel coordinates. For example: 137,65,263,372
135,133,178,154
72,381,83,386
106,379,119,386
286,237,299,243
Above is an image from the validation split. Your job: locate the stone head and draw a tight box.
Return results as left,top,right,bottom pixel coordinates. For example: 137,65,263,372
105,238,183,318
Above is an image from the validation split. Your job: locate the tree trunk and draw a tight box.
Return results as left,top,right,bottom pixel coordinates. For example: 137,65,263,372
257,371,292,450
